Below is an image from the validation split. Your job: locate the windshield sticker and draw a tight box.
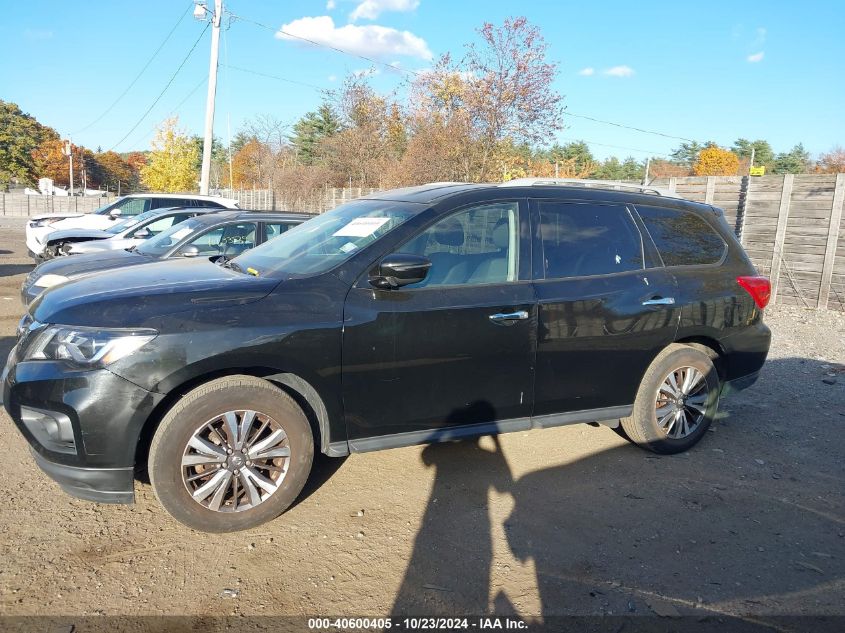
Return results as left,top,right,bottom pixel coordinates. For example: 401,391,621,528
332,217,390,238
339,242,358,253
170,227,192,240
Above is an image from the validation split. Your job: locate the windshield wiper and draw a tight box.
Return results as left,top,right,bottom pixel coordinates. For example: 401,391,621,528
219,258,246,273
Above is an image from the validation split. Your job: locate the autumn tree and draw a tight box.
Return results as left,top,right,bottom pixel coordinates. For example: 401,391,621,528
546,141,596,175
231,139,267,188
0,100,59,187
140,117,199,192
31,139,101,189
816,146,845,173
648,158,691,178
94,151,135,192
693,146,740,176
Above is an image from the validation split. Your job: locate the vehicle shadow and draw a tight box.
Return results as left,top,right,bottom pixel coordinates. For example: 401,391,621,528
0,263,34,278
0,336,14,362
389,358,844,620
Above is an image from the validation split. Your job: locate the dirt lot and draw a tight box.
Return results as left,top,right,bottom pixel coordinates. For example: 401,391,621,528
0,217,843,627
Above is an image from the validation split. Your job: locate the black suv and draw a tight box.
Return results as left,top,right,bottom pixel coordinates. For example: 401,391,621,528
2,182,771,532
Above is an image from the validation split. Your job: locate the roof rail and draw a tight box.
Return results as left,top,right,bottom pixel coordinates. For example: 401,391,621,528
497,178,679,198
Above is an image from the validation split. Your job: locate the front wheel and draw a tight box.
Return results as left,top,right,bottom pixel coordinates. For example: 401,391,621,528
620,344,720,454
149,375,314,532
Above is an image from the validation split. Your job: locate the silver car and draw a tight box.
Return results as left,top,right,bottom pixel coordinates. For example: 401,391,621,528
41,207,220,257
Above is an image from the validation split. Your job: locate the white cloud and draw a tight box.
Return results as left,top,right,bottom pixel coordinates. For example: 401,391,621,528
277,15,432,60
350,0,419,21
747,51,764,63
326,0,336,9
603,65,634,77
578,67,595,76
328,74,338,82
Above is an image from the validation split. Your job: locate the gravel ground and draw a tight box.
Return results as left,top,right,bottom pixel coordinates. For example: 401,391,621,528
0,217,843,627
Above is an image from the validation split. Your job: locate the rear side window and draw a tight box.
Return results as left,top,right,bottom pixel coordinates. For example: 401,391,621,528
538,202,643,279
263,222,292,242
636,206,726,267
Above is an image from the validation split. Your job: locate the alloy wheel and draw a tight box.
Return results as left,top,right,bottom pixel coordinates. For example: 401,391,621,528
181,410,291,512
654,366,709,439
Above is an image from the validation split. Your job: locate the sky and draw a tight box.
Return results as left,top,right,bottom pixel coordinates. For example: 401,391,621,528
2,0,843,161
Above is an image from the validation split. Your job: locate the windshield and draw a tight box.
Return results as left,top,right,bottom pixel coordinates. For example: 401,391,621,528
234,200,419,277
104,209,156,234
92,198,122,215
135,217,204,257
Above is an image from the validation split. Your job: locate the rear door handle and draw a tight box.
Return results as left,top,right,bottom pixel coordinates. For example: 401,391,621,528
642,297,676,306
489,310,529,324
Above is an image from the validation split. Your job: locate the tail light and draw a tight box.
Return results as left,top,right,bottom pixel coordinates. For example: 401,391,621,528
737,275,771,309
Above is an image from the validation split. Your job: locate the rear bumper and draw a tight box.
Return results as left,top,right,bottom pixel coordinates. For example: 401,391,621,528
720,369,761,396
31,449,134,504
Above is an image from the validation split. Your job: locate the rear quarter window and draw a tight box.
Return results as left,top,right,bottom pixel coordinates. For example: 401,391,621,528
636,205,726,267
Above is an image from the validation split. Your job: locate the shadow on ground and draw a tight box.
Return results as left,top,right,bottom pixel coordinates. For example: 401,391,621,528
390,357,844,619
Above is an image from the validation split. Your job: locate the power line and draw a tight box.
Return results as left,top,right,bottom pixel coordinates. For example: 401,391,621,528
558,136,672,158
223,64,329,92
72,2,193,135
564,111,696,144
109,22,210,151
124,75,209,150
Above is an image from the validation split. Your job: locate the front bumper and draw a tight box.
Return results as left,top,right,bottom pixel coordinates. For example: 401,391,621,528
25,224,50,259
3,345,165,504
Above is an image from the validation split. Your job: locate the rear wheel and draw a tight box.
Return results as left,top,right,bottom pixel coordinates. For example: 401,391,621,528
149,375,314,532
620,344,720,454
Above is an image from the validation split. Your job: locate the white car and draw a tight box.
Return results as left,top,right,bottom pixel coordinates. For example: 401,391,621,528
25,193,239,260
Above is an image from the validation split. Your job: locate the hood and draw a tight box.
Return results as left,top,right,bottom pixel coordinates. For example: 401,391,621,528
31,258,279,327
30,212,86,221
45,228,111,243
30,249,142,281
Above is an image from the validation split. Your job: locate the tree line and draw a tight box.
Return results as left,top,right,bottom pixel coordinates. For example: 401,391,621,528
2,16,844,197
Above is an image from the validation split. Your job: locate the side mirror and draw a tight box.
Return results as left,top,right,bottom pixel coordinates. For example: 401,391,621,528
369,253,431,289
108,209,122,219
179,244,200,258
133,228,150,239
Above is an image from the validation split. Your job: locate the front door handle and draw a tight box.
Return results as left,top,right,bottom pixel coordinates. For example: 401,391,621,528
489,310,529,324
642,296,676,306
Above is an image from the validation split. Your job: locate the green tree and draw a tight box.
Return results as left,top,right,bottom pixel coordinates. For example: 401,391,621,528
548,141,595,174
291,103,342,165
670,141,704,167
731,138,774,168
772,143,811,174
140,117,199,192
0,100,59,187
593,156,623,180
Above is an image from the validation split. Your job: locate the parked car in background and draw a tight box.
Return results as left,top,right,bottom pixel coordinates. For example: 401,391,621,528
39,207,220,259
2,181,771,532
25,193,239,261
20,211,311,305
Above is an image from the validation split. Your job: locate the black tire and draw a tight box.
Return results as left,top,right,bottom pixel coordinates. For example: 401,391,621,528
149,375,314,532
620,344,720,454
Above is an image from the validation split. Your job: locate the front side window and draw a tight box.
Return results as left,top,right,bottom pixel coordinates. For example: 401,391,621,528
539,202,643,279
398,202,519,288
635,205,726,267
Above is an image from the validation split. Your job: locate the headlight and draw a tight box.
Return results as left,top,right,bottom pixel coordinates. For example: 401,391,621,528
23,325,157,367
33,274,69,289
32,218,60,228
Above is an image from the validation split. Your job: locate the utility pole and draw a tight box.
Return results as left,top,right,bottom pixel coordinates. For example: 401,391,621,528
749,147,756,175
199,0,223,195
63,140,74,196
642,156,651,186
